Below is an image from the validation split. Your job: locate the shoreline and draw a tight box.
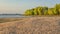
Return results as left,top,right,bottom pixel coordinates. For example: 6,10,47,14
0,16,60,23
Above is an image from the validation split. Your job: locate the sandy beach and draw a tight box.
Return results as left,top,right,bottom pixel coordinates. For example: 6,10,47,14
0,17,60,34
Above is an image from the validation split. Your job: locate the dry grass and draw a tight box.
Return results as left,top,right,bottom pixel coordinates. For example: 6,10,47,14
0,17,60,34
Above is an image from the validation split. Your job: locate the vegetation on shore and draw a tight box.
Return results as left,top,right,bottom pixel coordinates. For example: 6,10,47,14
25,4,60,16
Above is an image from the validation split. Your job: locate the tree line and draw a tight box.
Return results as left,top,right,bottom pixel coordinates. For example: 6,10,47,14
24,4,60,16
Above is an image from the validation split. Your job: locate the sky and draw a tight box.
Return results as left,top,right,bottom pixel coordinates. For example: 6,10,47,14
0,0,60,14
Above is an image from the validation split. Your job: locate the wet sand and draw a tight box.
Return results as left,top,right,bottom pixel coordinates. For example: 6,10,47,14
0,17,60,34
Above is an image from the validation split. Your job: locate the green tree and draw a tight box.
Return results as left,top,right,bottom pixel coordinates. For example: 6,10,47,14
37,7,43,15
25,10,32,16
55,4,60,14
31,9,34,15
24,4,60,16
42,7,48,15
33,8,38,15
48,8,54,15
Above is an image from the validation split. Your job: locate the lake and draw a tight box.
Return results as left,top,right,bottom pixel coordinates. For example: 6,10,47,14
0,15,26,18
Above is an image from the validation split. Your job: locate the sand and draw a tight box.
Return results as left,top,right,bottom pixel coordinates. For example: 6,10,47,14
0,17,60,34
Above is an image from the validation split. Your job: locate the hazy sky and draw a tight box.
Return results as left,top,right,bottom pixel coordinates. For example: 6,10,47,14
0,0,60,14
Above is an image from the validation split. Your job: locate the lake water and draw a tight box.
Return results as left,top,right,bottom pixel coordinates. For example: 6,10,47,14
0,15,26,18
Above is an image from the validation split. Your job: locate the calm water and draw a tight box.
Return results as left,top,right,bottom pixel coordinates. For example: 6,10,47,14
0,15,26,18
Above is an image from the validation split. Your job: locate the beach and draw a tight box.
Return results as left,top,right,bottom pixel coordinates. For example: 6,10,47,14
0,17,60,34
